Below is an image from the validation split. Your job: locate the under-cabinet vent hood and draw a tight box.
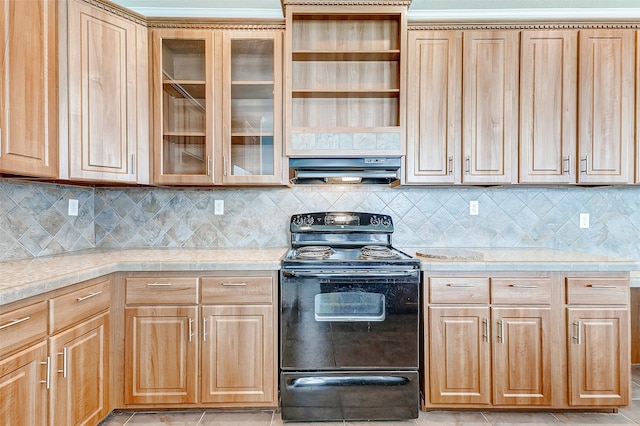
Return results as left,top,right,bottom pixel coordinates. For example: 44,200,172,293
289,157,401,185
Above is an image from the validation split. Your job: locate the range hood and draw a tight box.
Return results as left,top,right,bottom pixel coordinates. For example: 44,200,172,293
289,157,401,185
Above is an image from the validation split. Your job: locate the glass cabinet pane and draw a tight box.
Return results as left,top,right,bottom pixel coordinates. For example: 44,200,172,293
161,39,207,176
228,38,275,177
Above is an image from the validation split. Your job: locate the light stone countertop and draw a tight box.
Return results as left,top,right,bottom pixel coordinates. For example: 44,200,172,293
2,246,639,306
0,248,288,306
402,247,640,287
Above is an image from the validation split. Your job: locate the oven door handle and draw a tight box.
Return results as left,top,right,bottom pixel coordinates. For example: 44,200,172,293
282,270,419,278
289,376,410,388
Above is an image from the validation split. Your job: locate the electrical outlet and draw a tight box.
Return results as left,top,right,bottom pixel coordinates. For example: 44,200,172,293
580,213,589,229
68,199,79,216
214,199,224,215
469,200,479,216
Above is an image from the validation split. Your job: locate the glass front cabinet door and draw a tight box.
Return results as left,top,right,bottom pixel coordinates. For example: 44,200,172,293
220,31,284,185
152,30,214,185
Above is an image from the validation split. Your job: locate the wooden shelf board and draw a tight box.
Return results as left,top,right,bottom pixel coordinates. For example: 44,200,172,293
292,50,400,61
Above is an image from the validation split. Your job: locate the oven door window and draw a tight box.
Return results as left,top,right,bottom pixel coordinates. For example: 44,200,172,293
314,292,385,322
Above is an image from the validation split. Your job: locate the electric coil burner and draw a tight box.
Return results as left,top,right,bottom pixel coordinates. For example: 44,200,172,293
280,212,420,422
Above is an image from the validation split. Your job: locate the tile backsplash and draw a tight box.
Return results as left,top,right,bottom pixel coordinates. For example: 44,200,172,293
2,178,640,261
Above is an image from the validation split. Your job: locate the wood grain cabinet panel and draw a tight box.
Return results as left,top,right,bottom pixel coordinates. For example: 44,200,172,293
577,29,635,184
0,0,57,177
0,301,48,357
428,306,491,405
200,305,275,404
49,312,110,426
492,307,552,406
406,30,462,184
567,308,629,406
0,341,48,426
519,30,577,184
124,306,198,404
462,31,519,184
66,0,149,183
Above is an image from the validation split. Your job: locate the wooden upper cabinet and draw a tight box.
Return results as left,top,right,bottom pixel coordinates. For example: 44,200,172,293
636,30,640,184
578,29,635,184
220,30,285,185
462,31,519,184
152,29,214,185
66,0,149,183
519,31,577,184
0,0,58,178
284,4,407,156
405,30,462,184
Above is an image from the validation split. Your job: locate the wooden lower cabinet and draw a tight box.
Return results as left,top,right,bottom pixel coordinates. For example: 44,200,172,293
121,272,278,408
429,306,490,405
425,272,630,411
567,308,629,406
49,312,110,426
124,306,198,404
492,307,552,406
201,305,275,404
0,342,48,426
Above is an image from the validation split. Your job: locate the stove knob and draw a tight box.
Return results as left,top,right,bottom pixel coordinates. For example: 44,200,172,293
304,215,314,225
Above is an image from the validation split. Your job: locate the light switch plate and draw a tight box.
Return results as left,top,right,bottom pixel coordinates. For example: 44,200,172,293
68,199,79,216
580,213,589,229
214,199,224,215
469,200,479,216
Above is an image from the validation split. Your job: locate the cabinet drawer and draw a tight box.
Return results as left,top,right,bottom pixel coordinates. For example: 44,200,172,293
126,277,199,304
0,301,48,356
201,276,273,304
49,279,111,334
429,277,489,304
491,277,552,304
566,277,629,305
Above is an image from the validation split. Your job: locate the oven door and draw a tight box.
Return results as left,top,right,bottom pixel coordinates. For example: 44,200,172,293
280,269,420,370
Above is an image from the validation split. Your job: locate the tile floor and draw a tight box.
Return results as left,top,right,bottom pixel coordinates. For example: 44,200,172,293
99,366,640,425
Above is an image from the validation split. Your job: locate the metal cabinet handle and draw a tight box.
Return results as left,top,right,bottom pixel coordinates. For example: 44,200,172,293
482,318,489,342
448,156,453,175
572,321,582,344
465,155,470,174
446,283,474,288
508,284,538,289
497,320,505,343
76,291,103,302
207,156,212,176
189,318,194,342
0,316,30,330
203,317,208,342
222,282,247,287
146,283,172,287
40,357,51,389
562,156,571,175
223,155,228,176
586,284,617,289
57,348,67,378
580,156,588,174
130,154,136,175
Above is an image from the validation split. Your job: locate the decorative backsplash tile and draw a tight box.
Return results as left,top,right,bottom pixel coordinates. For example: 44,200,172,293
2,178,640,262
0,179,94,261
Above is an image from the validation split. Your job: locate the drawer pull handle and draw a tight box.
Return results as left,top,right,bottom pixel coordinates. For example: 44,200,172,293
446,283,474,288
0,316,30,330
508,284,538,289
586,284,617,289
222,282,247,287
76,291,103,302
146,283,172,287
